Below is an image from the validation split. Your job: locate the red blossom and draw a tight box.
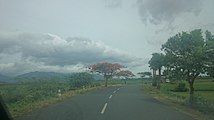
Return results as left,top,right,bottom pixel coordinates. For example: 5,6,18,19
88,62,125,75
115,70,135,77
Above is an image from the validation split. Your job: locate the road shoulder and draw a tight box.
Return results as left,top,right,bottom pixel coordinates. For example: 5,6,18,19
142,85,214,120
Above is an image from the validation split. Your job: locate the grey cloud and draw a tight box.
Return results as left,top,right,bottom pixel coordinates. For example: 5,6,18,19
137,0,202,25
0,32,143,76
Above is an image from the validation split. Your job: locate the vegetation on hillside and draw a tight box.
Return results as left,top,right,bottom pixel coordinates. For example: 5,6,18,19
0,71,137,118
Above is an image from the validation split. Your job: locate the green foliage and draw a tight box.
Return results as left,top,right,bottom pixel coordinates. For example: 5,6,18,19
161,29,209,101
159,79,214,115
0,79,72,117
70,72,94,88
173,82,188,92
205,30,214,78
0,76,103,117
162,29,205,77
149,53,165,72
194,80,214,91
0,80,70,104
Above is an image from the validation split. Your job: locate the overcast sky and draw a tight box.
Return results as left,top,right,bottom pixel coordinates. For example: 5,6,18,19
0,0,214,76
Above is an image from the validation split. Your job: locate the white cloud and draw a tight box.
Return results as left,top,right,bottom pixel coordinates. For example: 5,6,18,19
0,31,147,76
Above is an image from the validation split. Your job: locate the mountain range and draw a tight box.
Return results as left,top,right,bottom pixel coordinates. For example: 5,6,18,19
0,74,16,83
15,71,71,81
0,71,104,83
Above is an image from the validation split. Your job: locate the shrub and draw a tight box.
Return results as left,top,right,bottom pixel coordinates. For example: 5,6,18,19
70,72,94,88
172,82,188,92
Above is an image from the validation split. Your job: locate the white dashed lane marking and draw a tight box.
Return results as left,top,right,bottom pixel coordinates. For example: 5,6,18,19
101,87,122,114
101,103,108,114
109,95,112,99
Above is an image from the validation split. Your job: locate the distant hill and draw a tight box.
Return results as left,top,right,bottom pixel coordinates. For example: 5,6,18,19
0,74,16,83
15,71,71,81
15,71,104,81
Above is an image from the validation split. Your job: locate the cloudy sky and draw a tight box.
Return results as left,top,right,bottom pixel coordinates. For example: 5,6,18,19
0,0,214,76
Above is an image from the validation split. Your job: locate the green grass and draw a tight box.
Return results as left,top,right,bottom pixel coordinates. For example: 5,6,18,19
0,78,142,118
194,81,214,91
159,79,214,116
0,80,104,118
142,79,214,119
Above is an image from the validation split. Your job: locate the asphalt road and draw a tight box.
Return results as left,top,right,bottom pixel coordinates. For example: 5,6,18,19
16,85,196,120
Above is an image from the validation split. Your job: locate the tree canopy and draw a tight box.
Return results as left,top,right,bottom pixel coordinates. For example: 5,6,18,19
162,29,205,81
205,30,214,78
116,70,135,78
88,62,125,87
149,53,165,76
148,29,214,104
115,70,135,84
70,72,94,88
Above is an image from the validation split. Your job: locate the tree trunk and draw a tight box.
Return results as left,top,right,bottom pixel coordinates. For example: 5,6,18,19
157,75,161,89
157,68,161,89
152,69,157,87
158,68,161,76
189,80,194,104
188,77,196,105
153,69,156,77
105,77,108,87
188,73,199,104
189,81,194,94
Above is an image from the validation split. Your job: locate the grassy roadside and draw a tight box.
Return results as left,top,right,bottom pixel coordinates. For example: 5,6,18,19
7,85,104,118
142,80,214,120
1,79,128,118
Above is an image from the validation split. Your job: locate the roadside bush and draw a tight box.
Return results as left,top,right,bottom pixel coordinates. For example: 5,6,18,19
172,82,188,92
185,95,214,116
70,72,94,88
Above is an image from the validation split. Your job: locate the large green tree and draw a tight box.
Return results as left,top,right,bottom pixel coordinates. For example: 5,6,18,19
148,53,165,87
70,72,94,88
205,30,214,78
149,53,165,76
162,29,206,103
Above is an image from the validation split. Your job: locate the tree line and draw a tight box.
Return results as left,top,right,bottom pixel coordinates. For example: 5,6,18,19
149,29,214,103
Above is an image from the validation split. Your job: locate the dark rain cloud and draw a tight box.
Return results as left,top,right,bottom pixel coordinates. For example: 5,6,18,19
137,0,202,26
0,32,145,76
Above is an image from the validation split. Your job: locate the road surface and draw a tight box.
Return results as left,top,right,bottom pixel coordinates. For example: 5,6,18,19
16,85,196,120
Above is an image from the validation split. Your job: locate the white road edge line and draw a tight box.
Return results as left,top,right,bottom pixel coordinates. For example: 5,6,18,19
101,103,108,114
109,95,112,99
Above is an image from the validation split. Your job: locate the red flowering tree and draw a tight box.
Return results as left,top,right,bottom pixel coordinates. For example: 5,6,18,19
88,62,125,87
115,70,135,84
